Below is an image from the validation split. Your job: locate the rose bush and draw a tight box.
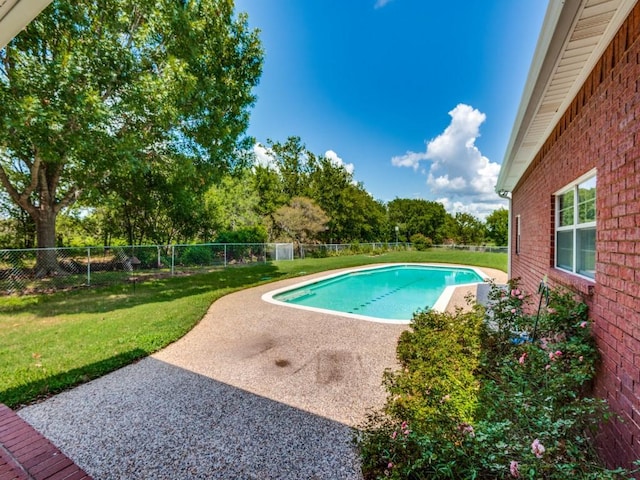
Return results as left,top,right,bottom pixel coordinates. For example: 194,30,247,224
357,280,638,479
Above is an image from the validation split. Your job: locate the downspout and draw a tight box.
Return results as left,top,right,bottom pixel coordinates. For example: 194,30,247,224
498,190,512,279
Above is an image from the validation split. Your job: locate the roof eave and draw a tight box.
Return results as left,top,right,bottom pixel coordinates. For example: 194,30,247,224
496,0,637,194
0,0,52,49
496,0,569,193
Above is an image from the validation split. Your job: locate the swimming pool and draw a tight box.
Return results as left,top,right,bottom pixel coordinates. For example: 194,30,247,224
262,264,488,323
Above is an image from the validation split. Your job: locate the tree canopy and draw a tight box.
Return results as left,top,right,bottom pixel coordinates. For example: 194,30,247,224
485,208,508,246
0,0,263,271
387,198,448,244
273,196,329,247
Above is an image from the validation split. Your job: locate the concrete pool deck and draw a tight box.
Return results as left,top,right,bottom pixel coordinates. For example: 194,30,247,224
17,264,507,479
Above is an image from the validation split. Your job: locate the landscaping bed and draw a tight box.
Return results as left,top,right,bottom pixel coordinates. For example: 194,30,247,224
358,280,638,479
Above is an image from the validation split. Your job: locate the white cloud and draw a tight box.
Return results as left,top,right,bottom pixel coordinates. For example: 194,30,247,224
374,0,394,9
437,197,507,220
391,104,506,219
391,150,428,170
428,174,466,191
252,143,278,170
325,149,355,175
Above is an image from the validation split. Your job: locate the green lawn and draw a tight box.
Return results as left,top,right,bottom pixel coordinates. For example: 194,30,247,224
0,250,506,408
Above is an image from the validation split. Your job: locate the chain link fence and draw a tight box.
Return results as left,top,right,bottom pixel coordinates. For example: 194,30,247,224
0,243,291,295
0,242,506,295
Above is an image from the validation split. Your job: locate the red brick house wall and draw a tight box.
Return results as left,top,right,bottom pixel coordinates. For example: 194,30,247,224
510,3,640,468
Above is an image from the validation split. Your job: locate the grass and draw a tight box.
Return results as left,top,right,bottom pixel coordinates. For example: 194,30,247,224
0,250,506,408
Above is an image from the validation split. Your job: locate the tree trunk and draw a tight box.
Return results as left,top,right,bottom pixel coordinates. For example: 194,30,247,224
35,209,62,277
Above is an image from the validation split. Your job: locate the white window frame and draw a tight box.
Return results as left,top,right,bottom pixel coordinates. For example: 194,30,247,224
554,169,596,280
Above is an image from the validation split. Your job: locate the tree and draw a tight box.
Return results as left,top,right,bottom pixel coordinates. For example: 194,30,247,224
263,136,313,200
204,171,261,236
273,196,329,252
252,164,286,236
0,0,262,273
337,186,387,243
447,212,486,245
387,198,448,244
485,208,509,246
307,155,385,243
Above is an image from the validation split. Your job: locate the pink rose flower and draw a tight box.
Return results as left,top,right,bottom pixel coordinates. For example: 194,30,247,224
518,352,527,365
580,321,587,328
458,423,475,437
549,350,562,361
510,460,520,478
511,308,517,314
531,439,546,458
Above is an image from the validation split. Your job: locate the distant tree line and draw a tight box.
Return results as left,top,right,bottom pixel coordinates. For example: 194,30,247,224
1,134,509,249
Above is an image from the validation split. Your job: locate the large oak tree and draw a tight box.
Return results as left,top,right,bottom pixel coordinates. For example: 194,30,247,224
0,0,262,273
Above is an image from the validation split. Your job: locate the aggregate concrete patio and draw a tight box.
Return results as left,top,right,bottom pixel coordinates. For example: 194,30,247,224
17,265,506,479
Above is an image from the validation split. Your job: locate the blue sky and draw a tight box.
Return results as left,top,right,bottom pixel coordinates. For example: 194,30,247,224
233,0,547,219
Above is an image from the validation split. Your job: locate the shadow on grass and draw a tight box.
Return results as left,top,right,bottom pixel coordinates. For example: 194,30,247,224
0,263,285,317
1,348,149,409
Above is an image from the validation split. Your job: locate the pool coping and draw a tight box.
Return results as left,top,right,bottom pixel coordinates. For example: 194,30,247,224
261,263,492,324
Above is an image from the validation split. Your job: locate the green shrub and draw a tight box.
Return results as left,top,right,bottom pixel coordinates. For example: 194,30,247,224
358,281,637,479
347,242,374,254
410,233,433,251
179,245,214,266
128,247,160,269
359,306,484,479
215,226,267,244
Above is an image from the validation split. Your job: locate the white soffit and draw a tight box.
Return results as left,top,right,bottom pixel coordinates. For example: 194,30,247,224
497,0,638,193
0,0,52,48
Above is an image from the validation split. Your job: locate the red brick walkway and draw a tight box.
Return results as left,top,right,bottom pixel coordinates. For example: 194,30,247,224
0,404,92,480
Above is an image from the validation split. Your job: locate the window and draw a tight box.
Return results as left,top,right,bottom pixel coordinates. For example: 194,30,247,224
555,172,596,279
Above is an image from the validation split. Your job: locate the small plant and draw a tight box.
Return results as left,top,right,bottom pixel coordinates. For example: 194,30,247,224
357,281,637,479
409,233,433,251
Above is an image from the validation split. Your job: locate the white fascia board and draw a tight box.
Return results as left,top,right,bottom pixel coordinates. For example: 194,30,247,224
0,0,53,49
496,0,570,193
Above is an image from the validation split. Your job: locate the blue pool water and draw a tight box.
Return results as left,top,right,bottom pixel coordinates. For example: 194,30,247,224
266,264,485,322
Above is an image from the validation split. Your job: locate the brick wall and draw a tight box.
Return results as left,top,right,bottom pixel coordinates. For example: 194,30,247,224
510,2,640,469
